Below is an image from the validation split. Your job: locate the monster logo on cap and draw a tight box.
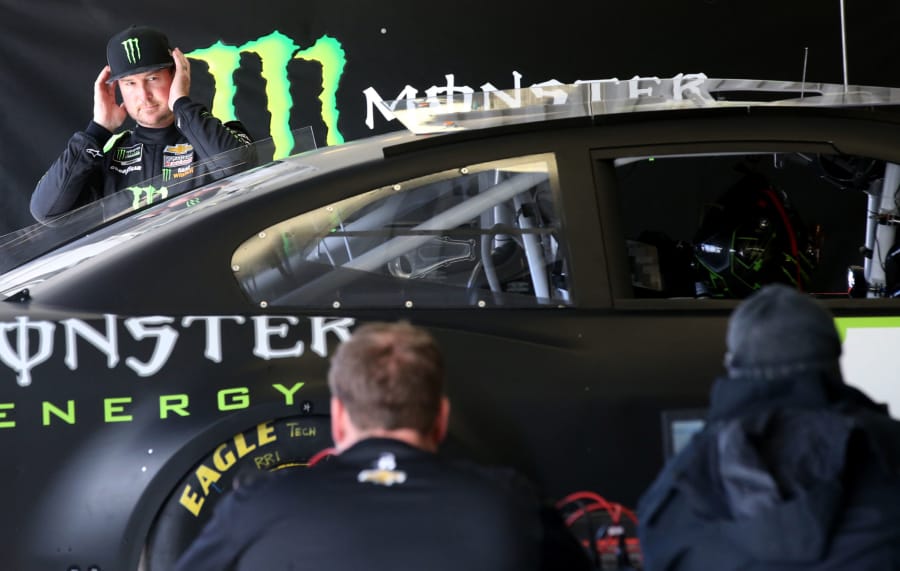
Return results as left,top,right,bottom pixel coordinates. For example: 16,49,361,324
122,37,141,65
106,25,174,83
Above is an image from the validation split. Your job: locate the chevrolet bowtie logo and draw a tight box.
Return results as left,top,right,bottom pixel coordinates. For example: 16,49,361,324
164,144,193,154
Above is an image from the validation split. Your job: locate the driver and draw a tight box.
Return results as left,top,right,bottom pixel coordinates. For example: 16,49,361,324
30,25,253,223
692,172,817,298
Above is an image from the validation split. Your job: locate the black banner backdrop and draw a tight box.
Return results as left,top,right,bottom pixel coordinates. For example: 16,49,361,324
1,0,899,235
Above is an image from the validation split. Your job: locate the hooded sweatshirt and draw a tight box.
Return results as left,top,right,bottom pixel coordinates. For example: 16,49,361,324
637,369,900,571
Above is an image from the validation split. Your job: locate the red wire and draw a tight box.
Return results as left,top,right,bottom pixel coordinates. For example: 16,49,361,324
565,501,638,527
763,187,802,290
556,490,638,528
556,490,613,510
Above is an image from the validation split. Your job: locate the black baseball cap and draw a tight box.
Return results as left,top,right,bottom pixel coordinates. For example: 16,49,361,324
106,25,174,83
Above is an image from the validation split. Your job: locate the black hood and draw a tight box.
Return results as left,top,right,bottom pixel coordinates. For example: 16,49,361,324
645,369,888,564
676,403,852,562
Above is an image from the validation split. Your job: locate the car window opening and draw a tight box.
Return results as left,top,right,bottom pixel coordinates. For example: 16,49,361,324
232,154,572,309
612,151,900,301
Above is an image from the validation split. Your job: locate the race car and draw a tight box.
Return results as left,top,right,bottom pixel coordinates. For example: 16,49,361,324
1,75,899,570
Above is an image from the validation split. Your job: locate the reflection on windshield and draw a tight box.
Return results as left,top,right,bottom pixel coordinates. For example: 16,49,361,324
0,127,316,275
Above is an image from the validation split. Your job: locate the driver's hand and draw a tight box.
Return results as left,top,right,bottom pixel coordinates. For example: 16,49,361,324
168,47,191,110
93,66,126,132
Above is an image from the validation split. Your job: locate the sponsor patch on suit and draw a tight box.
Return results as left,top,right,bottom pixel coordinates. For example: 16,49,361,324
112,144,143,166
163,144,195,168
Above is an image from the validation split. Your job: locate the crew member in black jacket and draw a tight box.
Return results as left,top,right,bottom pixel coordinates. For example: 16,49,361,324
31,25,253,223
638,284,900,571
173,321,590,571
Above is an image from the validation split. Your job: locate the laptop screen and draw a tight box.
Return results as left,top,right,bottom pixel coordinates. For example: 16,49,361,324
661,408,707,460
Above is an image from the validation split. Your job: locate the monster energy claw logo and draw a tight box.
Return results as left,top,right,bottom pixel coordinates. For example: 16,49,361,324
122,37,141,64
188,32,346,158
128,184,168,209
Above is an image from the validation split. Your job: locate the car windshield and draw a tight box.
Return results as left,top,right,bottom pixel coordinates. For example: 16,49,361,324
0,127,317,275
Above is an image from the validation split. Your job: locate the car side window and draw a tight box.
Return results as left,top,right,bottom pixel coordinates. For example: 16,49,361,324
231,154,572,308
610,151,897,300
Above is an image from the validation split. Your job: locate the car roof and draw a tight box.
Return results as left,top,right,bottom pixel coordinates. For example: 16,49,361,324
388,75,900,135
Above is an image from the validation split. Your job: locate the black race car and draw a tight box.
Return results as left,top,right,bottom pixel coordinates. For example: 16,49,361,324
2,76,900,570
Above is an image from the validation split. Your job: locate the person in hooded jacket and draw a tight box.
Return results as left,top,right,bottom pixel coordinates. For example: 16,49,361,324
637,283,900,571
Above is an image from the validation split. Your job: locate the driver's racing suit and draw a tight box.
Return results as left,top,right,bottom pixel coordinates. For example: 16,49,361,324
30,96,253,223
